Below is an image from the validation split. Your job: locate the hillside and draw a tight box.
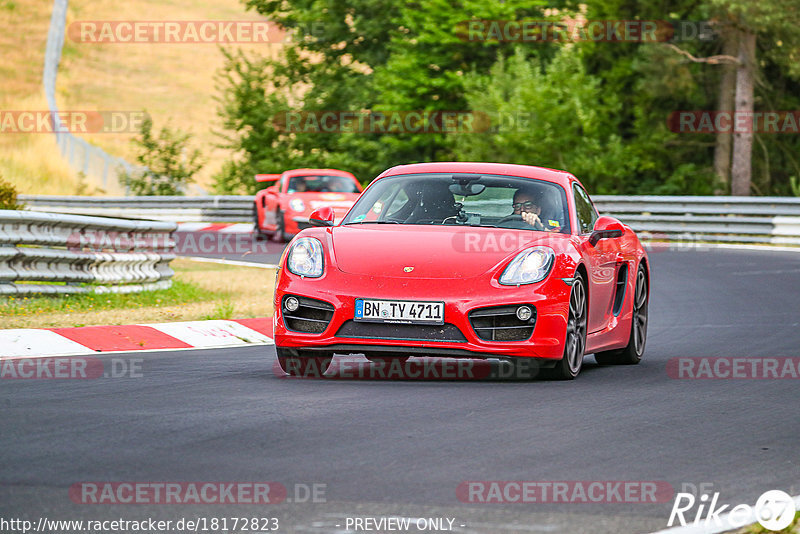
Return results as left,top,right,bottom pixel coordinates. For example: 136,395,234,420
0,0,280,195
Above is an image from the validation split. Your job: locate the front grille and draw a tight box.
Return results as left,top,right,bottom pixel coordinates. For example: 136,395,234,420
335,320,467,342
282,296,334,333
469,305,536,341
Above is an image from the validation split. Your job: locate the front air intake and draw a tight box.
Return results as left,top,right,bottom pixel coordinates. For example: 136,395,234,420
469,305,536,341
282,296,334,334
335,320,467,342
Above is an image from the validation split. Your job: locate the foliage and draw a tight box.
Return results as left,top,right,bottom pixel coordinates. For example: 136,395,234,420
212,0,800,196
121,115,204,196
0,173,23,209
215,0,563,193
451,48,637,193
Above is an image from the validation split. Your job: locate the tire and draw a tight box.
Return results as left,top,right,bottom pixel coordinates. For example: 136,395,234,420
276,348,332,377
542,272,587,380
274,210,289,242
253,205,267,240
595,264,648,365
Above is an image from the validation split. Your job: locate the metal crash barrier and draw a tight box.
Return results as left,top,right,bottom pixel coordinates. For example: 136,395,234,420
18,195,800,246
20,196,251,223
593,196,800,246
0,211,176,295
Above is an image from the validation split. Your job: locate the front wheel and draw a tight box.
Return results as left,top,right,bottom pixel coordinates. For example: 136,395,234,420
276,348,332,377
595,264,648,365
542,273,587,380
274,210,290,242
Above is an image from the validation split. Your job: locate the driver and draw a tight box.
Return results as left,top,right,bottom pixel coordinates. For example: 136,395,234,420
512,189,560,232
289,177,308,192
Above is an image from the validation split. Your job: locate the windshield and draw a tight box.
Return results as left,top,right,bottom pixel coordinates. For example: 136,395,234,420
287,174,360,193
342,173,571,233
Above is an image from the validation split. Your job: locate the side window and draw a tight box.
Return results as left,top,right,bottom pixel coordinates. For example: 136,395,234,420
573,184,598,234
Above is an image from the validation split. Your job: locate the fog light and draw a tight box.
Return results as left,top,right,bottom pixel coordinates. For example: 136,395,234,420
516,305,532,321
285,296,300,312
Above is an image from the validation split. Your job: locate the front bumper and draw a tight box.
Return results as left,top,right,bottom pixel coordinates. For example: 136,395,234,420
274,270,571,360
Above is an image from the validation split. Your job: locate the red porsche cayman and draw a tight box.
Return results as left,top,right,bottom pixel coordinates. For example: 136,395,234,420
253,168,363,242
273,162,649,380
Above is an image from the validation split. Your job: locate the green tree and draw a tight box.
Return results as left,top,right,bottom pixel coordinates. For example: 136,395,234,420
122,116,204,196
450,48,637,193
710,0,800,195
659,0,800,194
215,0,565,193
0,174,23,209
216,0,800,196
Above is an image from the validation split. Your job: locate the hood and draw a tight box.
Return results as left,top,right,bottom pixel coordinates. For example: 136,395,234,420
330,225,560,278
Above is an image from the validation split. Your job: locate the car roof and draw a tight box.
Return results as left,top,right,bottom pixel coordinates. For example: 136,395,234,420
379,162,575,188
283,168,356,179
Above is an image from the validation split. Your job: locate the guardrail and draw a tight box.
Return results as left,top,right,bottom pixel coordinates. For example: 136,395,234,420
44,0,139,194
20,196,251,223
593,196,800,246
17,194,800,246
0,211,177,295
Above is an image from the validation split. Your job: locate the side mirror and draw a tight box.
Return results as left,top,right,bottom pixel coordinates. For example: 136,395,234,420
309,207,335,227
255,173,281,183
590,216,624,245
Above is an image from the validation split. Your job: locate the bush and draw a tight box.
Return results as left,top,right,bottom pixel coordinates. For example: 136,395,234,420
0,174,23,210
121,115,204,196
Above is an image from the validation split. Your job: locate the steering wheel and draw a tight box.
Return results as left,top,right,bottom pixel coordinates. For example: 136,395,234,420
498,214,544,230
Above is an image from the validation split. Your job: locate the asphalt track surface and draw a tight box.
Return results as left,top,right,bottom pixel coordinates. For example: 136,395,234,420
2,243,799,534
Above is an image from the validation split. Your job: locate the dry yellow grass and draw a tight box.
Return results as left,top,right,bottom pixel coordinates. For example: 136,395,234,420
0,258,276,329
60,0,282,192
0,104,86,194
1,0,283,195
0,1,84,194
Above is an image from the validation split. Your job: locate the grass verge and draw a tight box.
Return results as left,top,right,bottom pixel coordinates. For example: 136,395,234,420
0,257,275,329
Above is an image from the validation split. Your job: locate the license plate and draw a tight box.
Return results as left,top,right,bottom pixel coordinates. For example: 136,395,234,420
354,298,444,325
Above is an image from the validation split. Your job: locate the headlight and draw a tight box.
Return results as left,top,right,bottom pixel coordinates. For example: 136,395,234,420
287,237,324,278
499,246,555,285
289,198,306,212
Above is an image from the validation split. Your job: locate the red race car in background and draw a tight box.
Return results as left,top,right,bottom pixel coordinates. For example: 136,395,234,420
273,162,650,380
253,168,363,242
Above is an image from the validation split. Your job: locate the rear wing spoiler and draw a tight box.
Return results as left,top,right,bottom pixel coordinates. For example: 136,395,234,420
255,173,281,183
